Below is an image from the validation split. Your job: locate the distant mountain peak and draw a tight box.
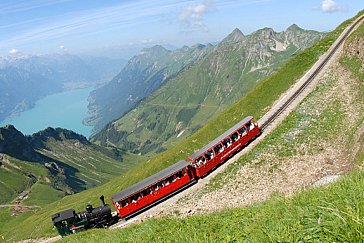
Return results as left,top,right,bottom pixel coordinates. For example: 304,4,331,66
140,45,168,55
191,43,206,50
287,24,303,32
221,27,245,44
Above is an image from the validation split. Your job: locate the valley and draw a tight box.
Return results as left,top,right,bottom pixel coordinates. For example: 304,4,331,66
0,125,140,206
0,1,362,241
0,53,126,125
91,25,325,157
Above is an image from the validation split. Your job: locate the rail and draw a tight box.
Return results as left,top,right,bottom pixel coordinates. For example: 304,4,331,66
260,14,364,131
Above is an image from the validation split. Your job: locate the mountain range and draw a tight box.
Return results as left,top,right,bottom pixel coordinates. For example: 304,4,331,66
91,25,325,155
0,53,126,123
0,125,135,204
85,44,214,132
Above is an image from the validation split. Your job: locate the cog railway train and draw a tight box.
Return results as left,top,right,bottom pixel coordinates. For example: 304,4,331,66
52,116,260,236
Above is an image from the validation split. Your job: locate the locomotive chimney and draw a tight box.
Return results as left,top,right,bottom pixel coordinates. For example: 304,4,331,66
100,195,106,206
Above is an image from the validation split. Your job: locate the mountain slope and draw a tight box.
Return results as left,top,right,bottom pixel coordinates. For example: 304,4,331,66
0,10,359,242
93,25,325,155
86,44,214,132
64,11,364,243
0,125,134,204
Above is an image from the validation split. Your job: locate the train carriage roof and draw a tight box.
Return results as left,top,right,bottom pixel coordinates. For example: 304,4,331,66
111,160,190,202
189,116,253,160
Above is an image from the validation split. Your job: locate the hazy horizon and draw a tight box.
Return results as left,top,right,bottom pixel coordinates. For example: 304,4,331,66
1,0,363,59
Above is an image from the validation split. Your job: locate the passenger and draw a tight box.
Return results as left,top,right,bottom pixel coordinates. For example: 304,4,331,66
250,122,255,130
116,202,121,209
219,146,224,153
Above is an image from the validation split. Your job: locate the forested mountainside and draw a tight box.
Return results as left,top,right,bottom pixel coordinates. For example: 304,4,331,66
0,125,133,204
92,25,325,155
85,44,214,132
0,53,125,123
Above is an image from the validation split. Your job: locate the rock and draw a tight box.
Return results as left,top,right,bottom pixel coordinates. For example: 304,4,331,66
313,175,341,187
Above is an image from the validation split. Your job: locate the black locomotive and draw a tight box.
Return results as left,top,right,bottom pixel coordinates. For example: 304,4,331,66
51,195,117,237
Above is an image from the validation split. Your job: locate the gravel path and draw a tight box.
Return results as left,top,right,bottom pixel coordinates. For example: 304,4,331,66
126,14,363,222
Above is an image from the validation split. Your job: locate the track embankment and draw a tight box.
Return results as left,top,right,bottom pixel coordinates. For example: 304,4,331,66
109,13,364,229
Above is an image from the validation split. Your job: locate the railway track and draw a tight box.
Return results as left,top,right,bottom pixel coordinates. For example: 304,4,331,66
110,13,364,230
260,14,364,131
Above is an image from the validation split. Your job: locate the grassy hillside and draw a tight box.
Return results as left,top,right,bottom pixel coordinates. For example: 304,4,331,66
63,171,364,242
0,10,362,242
0,127,140,205
86,44,213,132
93,26,324,156
63,12,364,242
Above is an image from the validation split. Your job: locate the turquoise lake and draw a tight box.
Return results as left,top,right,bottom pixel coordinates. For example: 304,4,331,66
0,88,93,137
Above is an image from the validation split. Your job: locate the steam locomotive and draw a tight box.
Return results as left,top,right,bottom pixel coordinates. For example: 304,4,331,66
51,196,117,237
51,116,260,236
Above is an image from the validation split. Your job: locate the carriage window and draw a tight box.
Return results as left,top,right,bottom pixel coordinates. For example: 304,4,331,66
223,138,232,148
141,189,149,197
121,200,129,207
231,132,239,142
165,176,173,185
214,144,224,154
205,150,214,160
246,121,254,131
196,156,205,166
131,195,138,203
238,126,247,136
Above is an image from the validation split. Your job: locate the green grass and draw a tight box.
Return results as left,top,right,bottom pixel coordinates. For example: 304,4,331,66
0,157,49,204
94,26,324,156
0,10,363,242
61,170,364,242
22,182,65,206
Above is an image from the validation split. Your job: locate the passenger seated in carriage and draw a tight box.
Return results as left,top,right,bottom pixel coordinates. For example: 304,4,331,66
238,126,247,136
223,138,232,148
197,156,205,166
231,132,239,142
205,150,214,160
214,144,224,154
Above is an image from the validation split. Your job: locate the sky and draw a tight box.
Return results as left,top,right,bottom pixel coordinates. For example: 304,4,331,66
1,0,363,58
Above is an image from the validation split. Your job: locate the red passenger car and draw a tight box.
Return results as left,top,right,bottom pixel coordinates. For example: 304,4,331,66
111,160,194,218
186,116,260,178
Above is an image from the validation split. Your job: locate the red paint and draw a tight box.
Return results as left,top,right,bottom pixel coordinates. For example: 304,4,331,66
114,169,193,218
112,117,260,219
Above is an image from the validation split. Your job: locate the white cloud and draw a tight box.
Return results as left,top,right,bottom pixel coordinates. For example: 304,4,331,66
179,0,214,32
321,0,342,13
9,48,19,54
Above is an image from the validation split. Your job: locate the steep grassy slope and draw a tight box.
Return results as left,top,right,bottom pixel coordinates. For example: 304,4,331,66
63,12,364,242
0,126,136,205
63,171,364,242
86,44,213,132
0,11,361,242
93,26,325,156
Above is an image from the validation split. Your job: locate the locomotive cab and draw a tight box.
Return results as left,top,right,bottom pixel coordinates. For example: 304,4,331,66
51,209,78,237
51,195,113,237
